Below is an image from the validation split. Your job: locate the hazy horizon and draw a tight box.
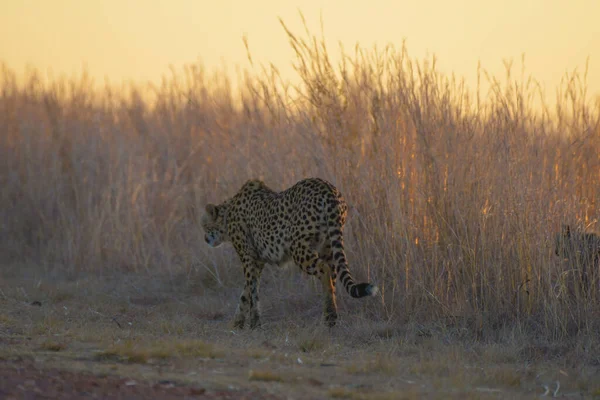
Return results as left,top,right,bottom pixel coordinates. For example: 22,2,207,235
2,0,600,99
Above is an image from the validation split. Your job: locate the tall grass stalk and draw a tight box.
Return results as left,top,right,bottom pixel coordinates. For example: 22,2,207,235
1,19,599,340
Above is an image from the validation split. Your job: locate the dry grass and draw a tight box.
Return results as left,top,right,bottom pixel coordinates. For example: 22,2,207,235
1,18,598,341
96,338,222,364
328,387,419,400
346,354,397,375
248,369,284,382
0,14,599,398
295,327,331,353
38,341,67,352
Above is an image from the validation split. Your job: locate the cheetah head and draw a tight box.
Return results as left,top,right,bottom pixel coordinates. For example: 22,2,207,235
201,204,228,247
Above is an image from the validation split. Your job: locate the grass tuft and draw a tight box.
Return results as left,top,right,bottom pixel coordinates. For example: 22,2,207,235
346,354,396,375
96,339,222,364
248,369,284,382
328,388,413,400
38,341,66,352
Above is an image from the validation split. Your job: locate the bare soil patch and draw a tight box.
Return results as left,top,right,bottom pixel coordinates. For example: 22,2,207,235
0,361,280,400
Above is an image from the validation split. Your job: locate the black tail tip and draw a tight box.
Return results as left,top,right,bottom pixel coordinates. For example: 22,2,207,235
351,283,379,298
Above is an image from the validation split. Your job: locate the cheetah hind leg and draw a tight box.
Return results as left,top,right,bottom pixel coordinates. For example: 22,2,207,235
291,244,338,327
320,245,338,327
320,265,338,327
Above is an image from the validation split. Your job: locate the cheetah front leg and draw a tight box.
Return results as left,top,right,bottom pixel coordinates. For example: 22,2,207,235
233,257,264,330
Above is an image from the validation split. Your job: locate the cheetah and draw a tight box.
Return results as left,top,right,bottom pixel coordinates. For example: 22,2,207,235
201,178,378,328
554,224,600,294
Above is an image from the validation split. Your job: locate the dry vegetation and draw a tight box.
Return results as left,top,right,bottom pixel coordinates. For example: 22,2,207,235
1,18,600,398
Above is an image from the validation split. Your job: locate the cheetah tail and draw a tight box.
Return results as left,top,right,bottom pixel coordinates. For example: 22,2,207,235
328,227,378,299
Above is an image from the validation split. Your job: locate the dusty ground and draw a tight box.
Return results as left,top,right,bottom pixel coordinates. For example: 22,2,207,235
0,361,281,400
1,264,599,399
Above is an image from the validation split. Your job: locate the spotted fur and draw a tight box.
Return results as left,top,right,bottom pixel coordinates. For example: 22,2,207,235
201,178,377,328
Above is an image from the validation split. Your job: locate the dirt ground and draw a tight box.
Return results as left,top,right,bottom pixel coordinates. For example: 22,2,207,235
1,265,599,399
0,361,282,400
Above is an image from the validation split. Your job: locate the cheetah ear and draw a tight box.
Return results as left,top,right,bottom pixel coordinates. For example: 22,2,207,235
205,204,219,219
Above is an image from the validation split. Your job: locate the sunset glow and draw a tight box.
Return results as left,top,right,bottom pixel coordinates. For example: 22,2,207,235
1,0,599,95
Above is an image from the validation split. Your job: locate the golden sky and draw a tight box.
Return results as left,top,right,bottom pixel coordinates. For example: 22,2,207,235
1,0,599,97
